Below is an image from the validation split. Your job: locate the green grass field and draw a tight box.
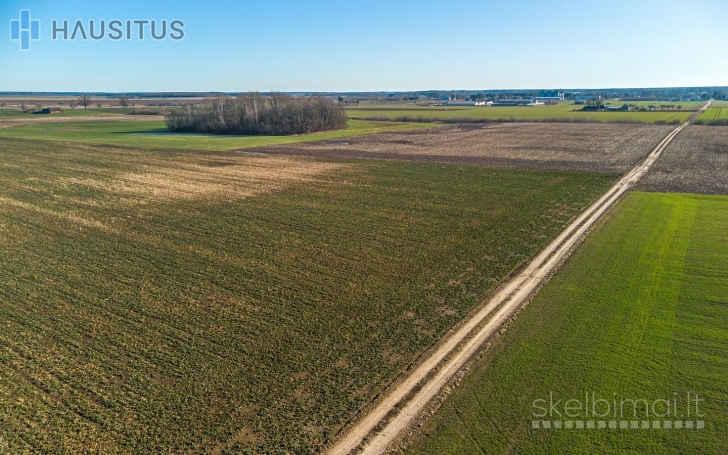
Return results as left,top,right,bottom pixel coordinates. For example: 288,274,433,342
696,106,728,124
0,118,433,151
408,192,728,454
345,102,696,124
0,135,616,453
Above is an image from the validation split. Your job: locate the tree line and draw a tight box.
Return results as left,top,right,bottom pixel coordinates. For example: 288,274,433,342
165,93,348,135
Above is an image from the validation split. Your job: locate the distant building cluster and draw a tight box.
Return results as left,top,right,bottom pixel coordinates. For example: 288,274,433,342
443,97,552,107
441,91,565,107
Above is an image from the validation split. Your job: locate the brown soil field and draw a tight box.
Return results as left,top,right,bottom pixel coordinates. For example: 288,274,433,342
0,115,165,128
251,123,674,173
638,126,728,195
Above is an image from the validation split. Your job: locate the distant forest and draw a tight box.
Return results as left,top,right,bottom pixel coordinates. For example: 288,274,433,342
166,93,347,135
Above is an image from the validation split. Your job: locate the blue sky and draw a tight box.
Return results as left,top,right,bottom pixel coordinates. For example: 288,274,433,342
1,0,726,92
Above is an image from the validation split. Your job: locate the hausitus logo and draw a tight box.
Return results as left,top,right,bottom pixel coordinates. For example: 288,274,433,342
9,9,185,51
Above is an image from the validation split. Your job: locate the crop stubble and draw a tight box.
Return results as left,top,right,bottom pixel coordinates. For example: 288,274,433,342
638,125,728,195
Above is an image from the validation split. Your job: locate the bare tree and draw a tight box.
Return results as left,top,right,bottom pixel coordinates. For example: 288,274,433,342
214,94,228,129
119,96,130,108
78,95,92,110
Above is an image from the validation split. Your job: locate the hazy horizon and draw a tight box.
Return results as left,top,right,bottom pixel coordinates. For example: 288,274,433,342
0,85,727,95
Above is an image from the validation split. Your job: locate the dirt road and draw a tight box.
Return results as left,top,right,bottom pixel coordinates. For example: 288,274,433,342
325,101,711,455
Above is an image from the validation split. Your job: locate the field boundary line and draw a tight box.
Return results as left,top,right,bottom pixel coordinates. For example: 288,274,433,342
324,101,711,455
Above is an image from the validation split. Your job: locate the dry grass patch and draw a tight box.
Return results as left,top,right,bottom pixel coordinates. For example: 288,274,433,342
67,155,347,202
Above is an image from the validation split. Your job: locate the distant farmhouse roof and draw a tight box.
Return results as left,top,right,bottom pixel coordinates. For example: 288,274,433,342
35,107,64,114
582,103,631,112
442,101,493,106
494,98,543,106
